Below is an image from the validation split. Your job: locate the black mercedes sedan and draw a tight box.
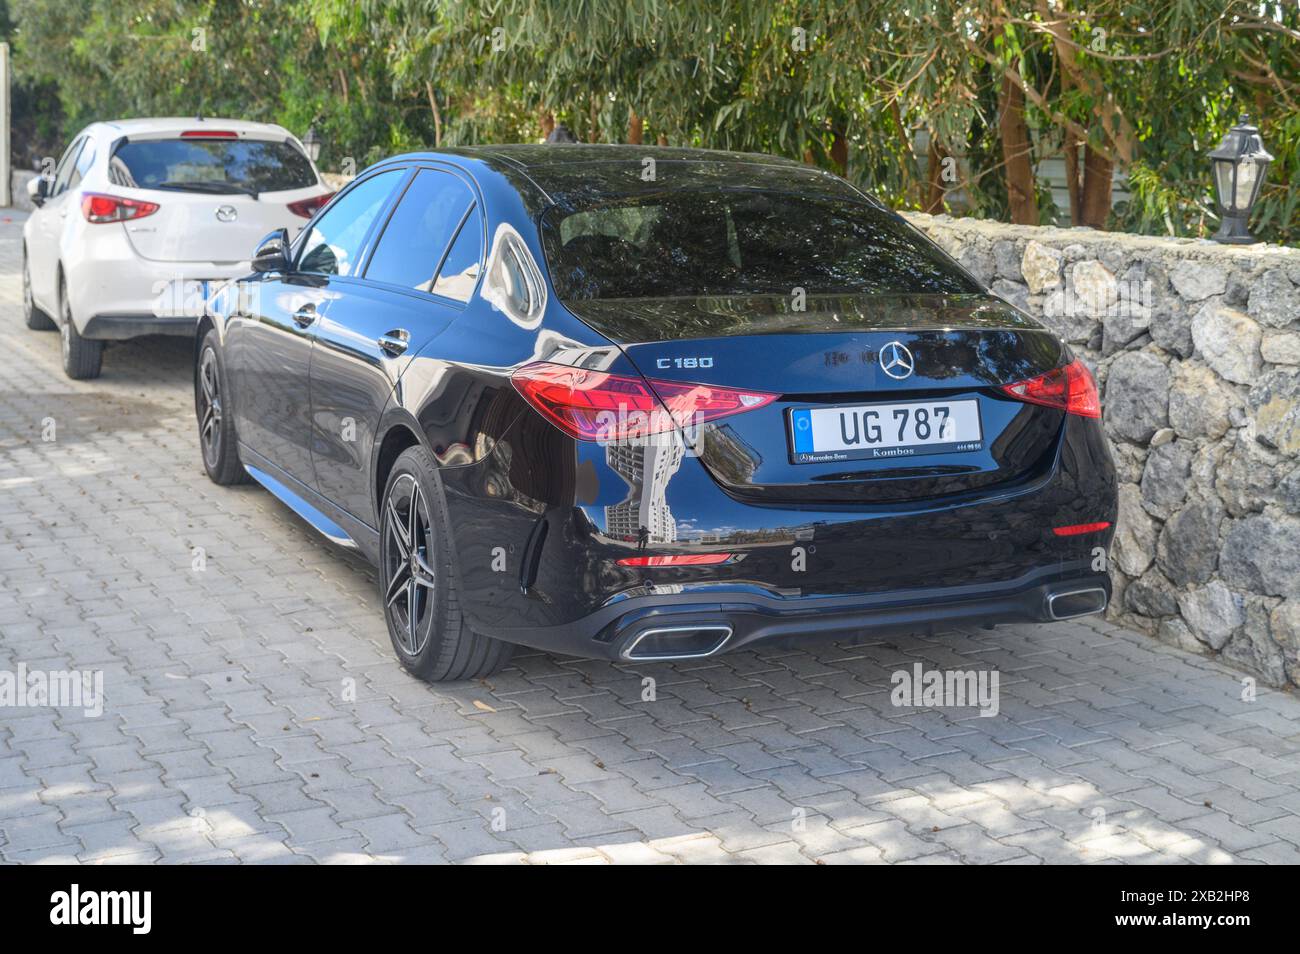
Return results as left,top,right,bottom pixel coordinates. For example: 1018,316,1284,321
194,145,1117,682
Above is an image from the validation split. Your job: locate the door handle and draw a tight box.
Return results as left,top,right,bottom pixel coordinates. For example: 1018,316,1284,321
291,304,318,328
378,329,410,356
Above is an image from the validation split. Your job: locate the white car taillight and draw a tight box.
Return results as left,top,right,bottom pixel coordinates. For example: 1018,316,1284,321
81,193,160,224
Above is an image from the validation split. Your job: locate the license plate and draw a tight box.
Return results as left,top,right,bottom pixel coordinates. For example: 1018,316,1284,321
789,398,983,464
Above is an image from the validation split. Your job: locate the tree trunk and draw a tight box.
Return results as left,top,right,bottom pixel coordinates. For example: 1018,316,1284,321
628,110,643,145
1062,135,1082,225
998,70,1038,225
830,129,848,175
924,135,947,214
1079,146,1113,229
1039,4,1084,225
425,82,442,148
354,61,368,104
889,100,919,205
1036,0,1132,222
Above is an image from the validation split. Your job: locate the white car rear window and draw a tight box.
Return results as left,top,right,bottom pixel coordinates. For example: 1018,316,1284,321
108,138,316,195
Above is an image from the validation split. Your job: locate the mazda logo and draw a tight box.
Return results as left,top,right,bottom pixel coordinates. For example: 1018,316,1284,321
879,341,914,380
215,205,238,223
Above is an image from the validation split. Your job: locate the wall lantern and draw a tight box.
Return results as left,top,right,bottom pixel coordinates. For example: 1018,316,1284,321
1209,114,1272,244
302,124,323,163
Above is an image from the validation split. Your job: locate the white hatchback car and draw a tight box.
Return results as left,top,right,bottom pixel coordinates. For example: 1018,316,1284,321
22,117,333,379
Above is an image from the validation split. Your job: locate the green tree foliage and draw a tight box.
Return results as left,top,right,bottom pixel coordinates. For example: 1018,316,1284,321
7,0,1298,244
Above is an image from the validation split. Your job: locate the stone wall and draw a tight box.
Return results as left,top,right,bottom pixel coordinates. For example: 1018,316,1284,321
904,213,1300,689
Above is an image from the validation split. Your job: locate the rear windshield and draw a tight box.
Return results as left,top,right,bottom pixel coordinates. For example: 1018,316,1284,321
540,189,981,300
108,138,316,195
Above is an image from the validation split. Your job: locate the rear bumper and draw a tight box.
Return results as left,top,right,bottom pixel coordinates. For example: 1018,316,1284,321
437,398,1117,661
479,564,1111,661
82,313,200,340
63,223,248,338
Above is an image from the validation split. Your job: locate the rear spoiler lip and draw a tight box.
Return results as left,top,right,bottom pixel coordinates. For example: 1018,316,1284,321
110,130,290,148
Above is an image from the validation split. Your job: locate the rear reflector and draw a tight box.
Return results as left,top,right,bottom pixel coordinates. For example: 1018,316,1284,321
288,192,335,219
180,129,238,139
1052,521,1112,536
617,554,734,567
1001,358,1101,418
511,361,777,441
81,192,160,224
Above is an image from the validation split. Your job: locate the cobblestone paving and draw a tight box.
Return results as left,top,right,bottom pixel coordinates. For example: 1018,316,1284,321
2,213,1299,864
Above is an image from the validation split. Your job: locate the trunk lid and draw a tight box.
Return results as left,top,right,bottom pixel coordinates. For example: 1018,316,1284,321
566,293,1068,504
120,188,319,264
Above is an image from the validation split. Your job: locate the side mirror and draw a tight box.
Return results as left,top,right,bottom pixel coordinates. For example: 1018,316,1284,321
251,228,291,273
26,176,47,208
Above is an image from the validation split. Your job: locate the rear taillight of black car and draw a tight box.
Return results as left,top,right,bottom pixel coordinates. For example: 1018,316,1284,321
1000,358,1100,418
511,361,777,441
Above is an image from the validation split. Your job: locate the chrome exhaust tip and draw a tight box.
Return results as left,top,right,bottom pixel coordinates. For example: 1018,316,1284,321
621,625,732,661
1047,587,1108,621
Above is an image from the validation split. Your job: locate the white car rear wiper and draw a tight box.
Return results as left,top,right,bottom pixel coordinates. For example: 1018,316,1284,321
153,181,260,198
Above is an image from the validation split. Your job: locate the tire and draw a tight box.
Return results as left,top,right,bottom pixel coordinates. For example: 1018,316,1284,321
58,276,103,380
22,251,55,331
379,445,514,682
195,328,250,485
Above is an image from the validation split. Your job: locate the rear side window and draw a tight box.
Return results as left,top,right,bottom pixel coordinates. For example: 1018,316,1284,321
51,137,85,196
366,169,474,293
431,207,483,302
69,142,96,191
107,138,317,194
297,170,403,277
541,189,982,300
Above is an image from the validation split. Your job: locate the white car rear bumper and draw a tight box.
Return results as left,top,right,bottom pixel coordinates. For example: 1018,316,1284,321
65,225,251,339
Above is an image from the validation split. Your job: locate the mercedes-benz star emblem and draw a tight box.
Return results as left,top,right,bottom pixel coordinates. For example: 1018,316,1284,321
879,341,914,380
215,205,238,223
